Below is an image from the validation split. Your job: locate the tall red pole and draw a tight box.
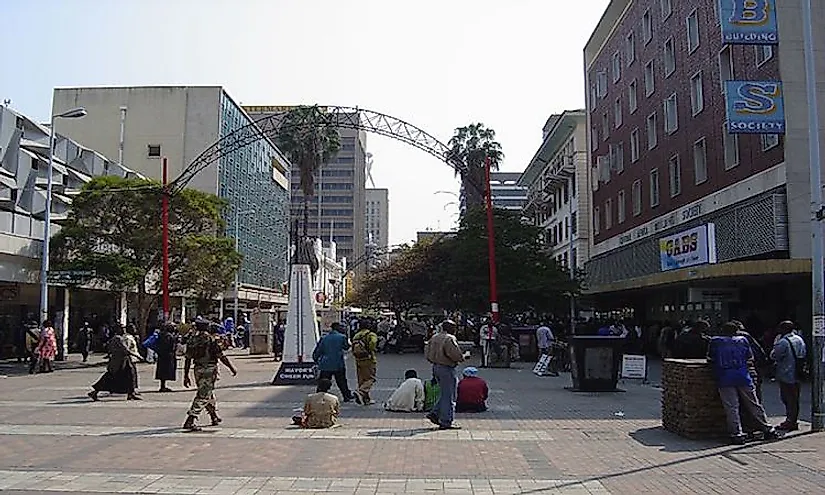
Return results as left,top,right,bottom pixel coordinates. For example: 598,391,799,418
161,156,170,321
484,156,500,324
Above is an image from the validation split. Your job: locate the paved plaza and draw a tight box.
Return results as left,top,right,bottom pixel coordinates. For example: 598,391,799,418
0,351,822,494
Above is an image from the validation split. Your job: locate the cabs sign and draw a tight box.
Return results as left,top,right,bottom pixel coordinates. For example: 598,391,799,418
725,81,785,134
719,0,779,45
659,224,717,272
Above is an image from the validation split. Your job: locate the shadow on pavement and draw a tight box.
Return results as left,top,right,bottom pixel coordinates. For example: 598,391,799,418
629,426,723,452
365,427,435,438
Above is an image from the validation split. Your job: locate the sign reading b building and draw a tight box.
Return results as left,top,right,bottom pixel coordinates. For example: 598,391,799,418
719,0,779,45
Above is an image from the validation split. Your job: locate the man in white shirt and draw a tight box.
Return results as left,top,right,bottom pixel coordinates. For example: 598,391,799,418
479,318,499,368
535,322,559,376
384,369,425,412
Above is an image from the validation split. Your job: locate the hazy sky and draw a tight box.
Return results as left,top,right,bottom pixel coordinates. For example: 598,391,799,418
0,0,609,244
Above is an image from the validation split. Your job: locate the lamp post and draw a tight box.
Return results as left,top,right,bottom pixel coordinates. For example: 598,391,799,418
39,107,87,333
234,208,256,326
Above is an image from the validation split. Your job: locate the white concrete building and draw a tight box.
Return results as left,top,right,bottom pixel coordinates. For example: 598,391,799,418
365,188,389,251
519,110,591,270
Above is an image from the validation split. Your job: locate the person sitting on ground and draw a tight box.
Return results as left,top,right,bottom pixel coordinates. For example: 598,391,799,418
423,375,440,412
292,378,340,429
672,319,711,359
384,369,425,412
456,367,489,413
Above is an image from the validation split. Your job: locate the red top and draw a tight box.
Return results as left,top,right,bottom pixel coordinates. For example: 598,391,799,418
457,376,488,406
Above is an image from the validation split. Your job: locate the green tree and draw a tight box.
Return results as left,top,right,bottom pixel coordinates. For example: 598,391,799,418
50,176,242,335
275,106,341,232
447,123,504,209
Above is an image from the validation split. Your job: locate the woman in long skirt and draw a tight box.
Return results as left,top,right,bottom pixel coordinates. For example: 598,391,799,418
88,326,143,401
35,320,58,373
155,324,178,392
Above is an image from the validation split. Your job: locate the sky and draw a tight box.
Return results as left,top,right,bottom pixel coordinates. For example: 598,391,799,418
0,0,610,245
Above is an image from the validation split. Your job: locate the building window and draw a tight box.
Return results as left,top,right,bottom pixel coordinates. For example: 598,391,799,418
626,30,636,65
690,72,704,115
598,155,610,183
147,144,162,158
597,71,608,98
650,168,660,207
664,38,676,77
602,112,609,141
762,133,780,150
605,198,613,230
617,190,626,224
610,143,624,173
594,206,601,235
591,125,599,150
647,112,658,149
642,9,653,44
723,124,740,169
614,98,623,128
571,211,578,234
632,180,642,216
669,154,681,197
693,137,708,184
664,93,678,134
644,60,655,96
630,128,640,162
756,45,774,66
687,10,700,53
629,79,638,113
720,46,734,94
612,52,622,82
661,0,673,19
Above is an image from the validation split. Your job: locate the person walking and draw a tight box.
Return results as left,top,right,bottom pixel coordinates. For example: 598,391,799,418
155,324,178,392
479,318,499,368
123,324,141,396
771,320,807,432
312,322,354,402
182,320,237,431
352,322,379,405
76,322,93,363
425,319,465,430
535,322,559,376
35,320,58,373
25,323,41,374
88,326,144,401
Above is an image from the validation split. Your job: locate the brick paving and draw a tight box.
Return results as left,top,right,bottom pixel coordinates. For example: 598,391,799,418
0,351,822,494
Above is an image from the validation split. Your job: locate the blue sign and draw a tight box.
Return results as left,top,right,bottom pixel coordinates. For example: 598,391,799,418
719,0,779,45
725,81,785,134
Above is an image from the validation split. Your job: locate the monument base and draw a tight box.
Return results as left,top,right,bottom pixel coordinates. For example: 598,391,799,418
272,361,318,386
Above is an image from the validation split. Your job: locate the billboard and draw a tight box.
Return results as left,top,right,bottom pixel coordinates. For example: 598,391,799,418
725,81,785,134
719,0,779,45
659,224,717,272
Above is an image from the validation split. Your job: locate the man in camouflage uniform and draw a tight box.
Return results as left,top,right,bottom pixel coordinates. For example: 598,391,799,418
182,320,237,431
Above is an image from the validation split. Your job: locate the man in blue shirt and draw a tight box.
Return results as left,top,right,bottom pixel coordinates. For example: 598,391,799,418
771,320,808,431
707,322,778,444
312,322,354,402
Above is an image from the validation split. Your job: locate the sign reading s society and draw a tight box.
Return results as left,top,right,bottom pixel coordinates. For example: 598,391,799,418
659,224,717,272
719,0,779,45
725,81,786,134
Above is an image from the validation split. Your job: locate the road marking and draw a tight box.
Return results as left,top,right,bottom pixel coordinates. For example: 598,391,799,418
0,469,610,494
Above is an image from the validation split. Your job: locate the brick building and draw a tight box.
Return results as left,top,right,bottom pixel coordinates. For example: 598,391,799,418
583,0,825,331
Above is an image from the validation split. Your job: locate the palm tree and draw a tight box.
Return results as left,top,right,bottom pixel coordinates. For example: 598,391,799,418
275,106,341,236
447,123,504,210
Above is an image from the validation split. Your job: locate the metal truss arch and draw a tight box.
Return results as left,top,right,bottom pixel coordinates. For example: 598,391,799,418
170,105,479,194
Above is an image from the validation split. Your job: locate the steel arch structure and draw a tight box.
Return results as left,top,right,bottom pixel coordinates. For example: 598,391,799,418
169,105,481,194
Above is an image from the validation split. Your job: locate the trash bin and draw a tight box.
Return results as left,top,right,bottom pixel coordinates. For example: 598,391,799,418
568,336,624,392
511,326,538,362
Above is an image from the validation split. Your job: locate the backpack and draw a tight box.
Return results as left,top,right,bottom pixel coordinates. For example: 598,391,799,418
785,336,809,382
352,334,371,360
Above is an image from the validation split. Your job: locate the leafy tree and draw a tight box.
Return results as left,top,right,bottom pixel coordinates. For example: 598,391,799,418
275,106,341,232
50,176,241,335
447,123,503,209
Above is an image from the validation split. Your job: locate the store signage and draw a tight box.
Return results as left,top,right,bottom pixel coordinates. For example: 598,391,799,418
687,287,741,303
621,355,647,380
719,0,779,45
659,224,718,272
46,270,95,285
272,362,317,386
725,81,785,134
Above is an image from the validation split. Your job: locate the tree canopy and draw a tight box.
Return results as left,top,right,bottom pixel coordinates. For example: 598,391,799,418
350,208,577,316
275,105,341,200
50,176,242,334
447,123,503,208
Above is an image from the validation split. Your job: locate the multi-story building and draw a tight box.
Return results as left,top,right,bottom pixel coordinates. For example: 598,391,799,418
242,107,367,281
519,110,591,270
490,172,528,211
583,0,825,328
51,87,291,315
416,231,456,244
365,188,389,250
0,104,145,357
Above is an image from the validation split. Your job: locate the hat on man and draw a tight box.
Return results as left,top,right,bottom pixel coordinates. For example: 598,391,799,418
462,366,479,377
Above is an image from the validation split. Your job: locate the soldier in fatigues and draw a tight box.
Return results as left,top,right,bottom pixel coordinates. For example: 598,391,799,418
182,320,237,431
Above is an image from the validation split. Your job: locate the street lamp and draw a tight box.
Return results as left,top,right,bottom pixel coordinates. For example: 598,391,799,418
39,107,87,328
233,208,256,325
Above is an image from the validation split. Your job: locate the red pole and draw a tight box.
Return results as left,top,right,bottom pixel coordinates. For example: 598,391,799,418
161,156,170,321
484,156,500,324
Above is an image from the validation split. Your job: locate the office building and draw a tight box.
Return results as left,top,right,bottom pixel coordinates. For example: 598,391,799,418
583,0,825,327
366,188,389,250
52,87,291,315
416,231,456,243
242,106,367,280
489,172,528,212
0,104,144,357
519,110,591,270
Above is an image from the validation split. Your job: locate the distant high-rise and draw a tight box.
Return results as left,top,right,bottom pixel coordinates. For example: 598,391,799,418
490,172,528,211
365,188,389,251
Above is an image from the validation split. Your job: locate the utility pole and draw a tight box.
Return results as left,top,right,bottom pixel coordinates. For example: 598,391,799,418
161,157,170,321
484,157,500,324
802,0,824,432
